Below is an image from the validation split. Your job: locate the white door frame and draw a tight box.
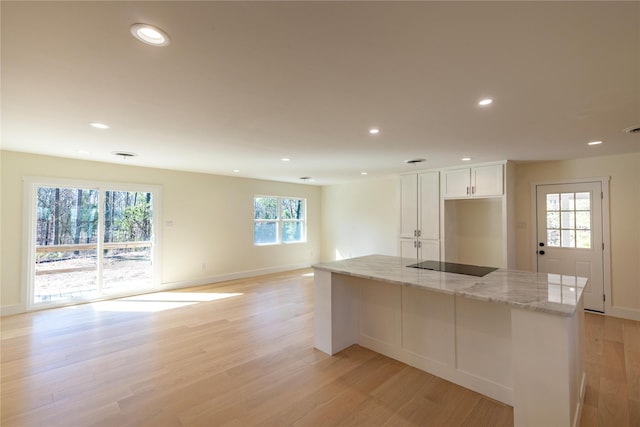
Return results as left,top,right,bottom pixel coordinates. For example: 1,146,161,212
530,177,611,313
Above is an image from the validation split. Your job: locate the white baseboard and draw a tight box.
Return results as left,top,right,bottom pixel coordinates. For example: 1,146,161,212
608,306,640,322
0,304,25,317
1,262,315,317
159,262,313,291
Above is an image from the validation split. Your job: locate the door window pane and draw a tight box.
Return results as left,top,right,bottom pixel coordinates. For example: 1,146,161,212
576,211,590,229
546,194,559,211
561,211,575,229
561,229,575,248
576,230,591,249
547,212,560,229
561,193,574,210
548,229,560,247
575,192,590,210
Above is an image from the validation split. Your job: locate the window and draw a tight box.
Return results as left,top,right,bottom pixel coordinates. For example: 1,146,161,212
25,177,161,309
254,196,306,245
546,192,591,248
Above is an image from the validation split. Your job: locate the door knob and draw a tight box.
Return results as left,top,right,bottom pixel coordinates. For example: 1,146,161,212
539,242,545,247
539,250,545,255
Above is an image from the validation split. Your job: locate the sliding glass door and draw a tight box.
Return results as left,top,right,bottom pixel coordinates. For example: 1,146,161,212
26,178,161,309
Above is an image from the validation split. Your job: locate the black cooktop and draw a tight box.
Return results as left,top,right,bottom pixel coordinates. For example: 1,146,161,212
407,260,498,277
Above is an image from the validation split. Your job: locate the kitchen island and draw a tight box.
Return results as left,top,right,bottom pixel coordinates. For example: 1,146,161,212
313,255,587,427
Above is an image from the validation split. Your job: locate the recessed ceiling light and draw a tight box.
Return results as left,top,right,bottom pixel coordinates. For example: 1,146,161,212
299,177,314,182
461,157,472,161
361,172,368,175
588,140,603,146
369,128,380,135
77,150,90,155
623,125,640,134
90,122,110,129
130,23,170,46
281,158,291,162
232,169,240,173
478,98,493,106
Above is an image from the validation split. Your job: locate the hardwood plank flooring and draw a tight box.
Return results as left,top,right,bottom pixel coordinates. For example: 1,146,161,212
1,269,638,426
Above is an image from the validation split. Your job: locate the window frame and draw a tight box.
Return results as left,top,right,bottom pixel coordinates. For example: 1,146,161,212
22,176,162,311
253,195,306,246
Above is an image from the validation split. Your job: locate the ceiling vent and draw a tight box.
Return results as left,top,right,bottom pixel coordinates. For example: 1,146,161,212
623,125,640,134
405,158,426,164
112,151,138,159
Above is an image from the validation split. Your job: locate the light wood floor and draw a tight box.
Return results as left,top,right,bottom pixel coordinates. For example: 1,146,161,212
1,269,638,426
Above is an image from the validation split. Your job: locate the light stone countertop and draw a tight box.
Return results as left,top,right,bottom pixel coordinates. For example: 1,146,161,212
312,255,587,317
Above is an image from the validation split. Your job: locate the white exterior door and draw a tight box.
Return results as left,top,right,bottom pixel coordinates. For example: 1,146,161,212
536,182,604,312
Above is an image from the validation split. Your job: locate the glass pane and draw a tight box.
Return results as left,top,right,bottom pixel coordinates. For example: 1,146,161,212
548,229,560,247
254,221,277,244
103,191,154,293
561,229,575,248
546,194,560,211
281,198,304,220
34,249,98,303
34,186,100,304
575,192,590,210
561,211,575,229
282,222,303,242
254,197,278,220
546,212,560,229
576,211,590,230
576,230,591,249
560,193,574,211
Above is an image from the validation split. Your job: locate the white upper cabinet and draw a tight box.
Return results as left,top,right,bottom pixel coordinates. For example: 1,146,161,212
443,163,503,199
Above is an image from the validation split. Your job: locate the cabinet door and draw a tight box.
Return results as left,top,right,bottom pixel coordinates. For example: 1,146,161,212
473,164,503,197
443,168,470,198
419,239,440,262
418,172,440,240
400,174,418,239
400,239,418,262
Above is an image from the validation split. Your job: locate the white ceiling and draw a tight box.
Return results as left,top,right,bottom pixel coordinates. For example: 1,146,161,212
2,1,639,185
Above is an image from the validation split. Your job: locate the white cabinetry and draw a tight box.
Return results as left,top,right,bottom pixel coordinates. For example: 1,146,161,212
400,171,440,262
443,163,503,199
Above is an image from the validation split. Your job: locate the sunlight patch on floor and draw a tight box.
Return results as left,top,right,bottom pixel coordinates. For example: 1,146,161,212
90,292,243,312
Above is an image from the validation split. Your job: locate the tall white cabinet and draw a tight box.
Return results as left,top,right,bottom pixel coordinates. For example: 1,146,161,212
400,171,440,262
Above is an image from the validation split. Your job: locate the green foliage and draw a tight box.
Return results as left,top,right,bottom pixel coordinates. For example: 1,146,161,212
115,202,152,241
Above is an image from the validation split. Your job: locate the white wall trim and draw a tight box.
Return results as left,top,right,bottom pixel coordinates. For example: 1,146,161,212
1,262,315,316
608,306,640,322
160,262,313,291
0,304,25,317
529,177,611,315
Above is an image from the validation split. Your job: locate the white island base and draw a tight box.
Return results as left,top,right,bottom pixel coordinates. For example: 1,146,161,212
313,263,586,427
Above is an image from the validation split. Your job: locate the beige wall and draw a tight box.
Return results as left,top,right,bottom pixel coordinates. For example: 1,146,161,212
1,151,321,313
320,176,399,261
3,150,638,318
444,198,503,268
515,153,640,316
